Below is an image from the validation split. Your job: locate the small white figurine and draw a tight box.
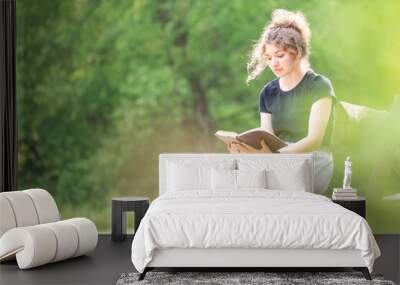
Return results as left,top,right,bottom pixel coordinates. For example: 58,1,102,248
343,156,352,190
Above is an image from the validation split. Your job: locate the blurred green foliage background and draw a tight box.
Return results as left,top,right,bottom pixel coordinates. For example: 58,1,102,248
16,0,399,233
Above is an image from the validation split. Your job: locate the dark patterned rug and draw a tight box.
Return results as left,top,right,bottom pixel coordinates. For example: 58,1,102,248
116,271,396,285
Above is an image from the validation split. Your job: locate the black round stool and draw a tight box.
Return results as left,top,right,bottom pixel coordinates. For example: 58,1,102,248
111,197,149,242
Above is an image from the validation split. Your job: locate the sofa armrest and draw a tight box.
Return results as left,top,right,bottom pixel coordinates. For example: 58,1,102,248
0,218,98,269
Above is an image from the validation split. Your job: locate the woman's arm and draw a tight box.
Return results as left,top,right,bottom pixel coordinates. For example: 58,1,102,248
230,112,274,153
260,112,275,134
234,97,332,154
278,97,333,154
231,113,274,154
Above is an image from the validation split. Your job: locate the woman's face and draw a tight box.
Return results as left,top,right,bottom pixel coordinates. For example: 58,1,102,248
264,43,300,78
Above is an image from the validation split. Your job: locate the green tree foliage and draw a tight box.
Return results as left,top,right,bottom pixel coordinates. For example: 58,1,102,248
17,0,400,232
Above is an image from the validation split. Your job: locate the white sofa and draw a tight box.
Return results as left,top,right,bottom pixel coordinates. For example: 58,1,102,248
0,189,98,269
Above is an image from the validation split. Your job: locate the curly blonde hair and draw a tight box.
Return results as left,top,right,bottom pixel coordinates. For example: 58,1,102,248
246,9,311,84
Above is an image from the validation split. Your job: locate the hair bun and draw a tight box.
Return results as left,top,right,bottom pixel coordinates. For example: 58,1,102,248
271,9,311,43
246,9,312,84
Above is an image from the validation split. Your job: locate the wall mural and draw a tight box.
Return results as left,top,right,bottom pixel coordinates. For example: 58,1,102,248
17,0,400,233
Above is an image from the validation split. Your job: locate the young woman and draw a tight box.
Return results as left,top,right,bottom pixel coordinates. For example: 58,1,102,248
228,9,336,194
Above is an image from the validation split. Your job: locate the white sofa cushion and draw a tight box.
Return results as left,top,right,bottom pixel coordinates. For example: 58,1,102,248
24,189,60,223
0,218,97,269
0,189,60,237
0,189,98,269
0,191,39,227
0,196,17,237
42,221,79,262
64,218,98,257
0,226,57,269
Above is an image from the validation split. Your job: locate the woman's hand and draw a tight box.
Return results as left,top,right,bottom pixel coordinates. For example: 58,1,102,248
234,140,272,154
227,142,241,153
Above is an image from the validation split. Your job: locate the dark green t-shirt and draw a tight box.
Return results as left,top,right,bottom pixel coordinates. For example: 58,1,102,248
259,70,336,148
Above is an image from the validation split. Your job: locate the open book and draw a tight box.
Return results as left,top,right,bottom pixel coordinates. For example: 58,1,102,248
214,128,287,152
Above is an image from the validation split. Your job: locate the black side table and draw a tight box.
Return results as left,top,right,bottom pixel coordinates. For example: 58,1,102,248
332,197,366,218
112,197,150,242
